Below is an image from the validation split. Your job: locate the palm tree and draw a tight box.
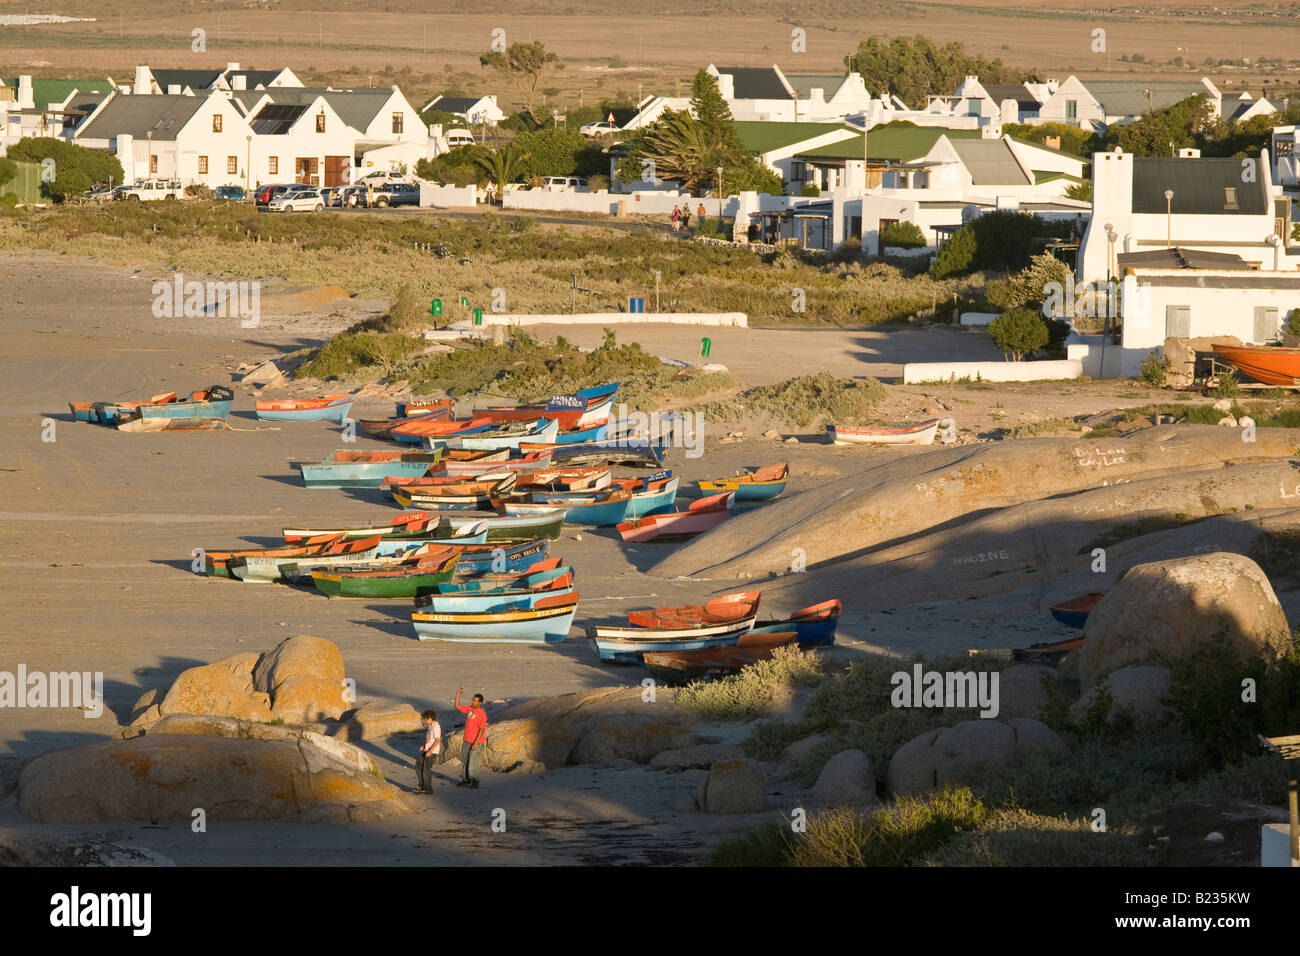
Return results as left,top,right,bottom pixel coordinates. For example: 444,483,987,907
475,144,529,201
634,108,730,194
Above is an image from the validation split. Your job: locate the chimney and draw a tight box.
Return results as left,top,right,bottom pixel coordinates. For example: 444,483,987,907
17,75,34,110
226,62,240,73
134,66,150,95
233,74,247,91
167,84,181,95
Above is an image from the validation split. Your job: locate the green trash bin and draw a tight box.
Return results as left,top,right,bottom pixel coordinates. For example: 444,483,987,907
431,298,442,317
473,308,484,326
700,336,712,358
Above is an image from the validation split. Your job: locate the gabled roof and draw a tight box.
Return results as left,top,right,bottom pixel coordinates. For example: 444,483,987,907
950,138,1031,185
150,69,223,92
76,94,207,141
250,103,307,135
222,69,283,90
785,75,847,99
1082,80,1208,117
715,67,790,100
981,83,1043,111
2,77,111,108
244,87,395,130
1132,157,1267,215
734,120,854,154
798,125,981,163
428,96,481,113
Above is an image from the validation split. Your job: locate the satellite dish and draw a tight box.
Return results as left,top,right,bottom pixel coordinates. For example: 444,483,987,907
960,204,980,223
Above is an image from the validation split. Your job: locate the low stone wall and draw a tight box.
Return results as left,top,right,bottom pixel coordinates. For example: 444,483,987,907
448,312,748,328
902,359,1084,384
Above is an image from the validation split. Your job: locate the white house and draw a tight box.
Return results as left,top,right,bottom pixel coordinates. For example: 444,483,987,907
926,76,1051,127
1037,77,1220,129
75,90,257,189
1273,125,1298,191
1077,149,1297,286
0,75,114,150
242,93,355,187
420,94,504,127
124,64,302,96
1222,91,1276,124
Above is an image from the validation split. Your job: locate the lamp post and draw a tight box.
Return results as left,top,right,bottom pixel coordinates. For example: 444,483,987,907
245,134,252,193
1104,222,1116,282
146,130,152,180
1164,190,1174,248
717,165,724,221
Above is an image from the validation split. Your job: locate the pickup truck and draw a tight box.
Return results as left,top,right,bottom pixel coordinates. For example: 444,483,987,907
116,179,187,201
362,182,420,208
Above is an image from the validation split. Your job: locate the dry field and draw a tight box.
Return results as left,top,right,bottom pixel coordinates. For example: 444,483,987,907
1,1,1299,115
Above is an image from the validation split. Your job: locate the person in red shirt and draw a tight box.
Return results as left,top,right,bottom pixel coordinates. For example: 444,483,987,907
455,687,487,788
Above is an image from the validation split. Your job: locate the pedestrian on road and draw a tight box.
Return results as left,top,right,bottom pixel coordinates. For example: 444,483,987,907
670,205,681,231
455,687,487,788
416,709,441,793
697,202,707,223
681,206,691,231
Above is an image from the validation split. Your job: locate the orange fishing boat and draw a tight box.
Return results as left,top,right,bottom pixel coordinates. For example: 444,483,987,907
1211,345,1300,386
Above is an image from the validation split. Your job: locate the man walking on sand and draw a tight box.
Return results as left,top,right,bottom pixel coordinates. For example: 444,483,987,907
416,709,441,793
455,687,487,788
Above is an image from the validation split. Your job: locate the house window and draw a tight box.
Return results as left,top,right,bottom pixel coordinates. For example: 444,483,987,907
268,156,278,175
227,156,238,175
1065,99,1077,121
790,161,806,182
212,114,222,133
198,156,208,174
1224,186,1239,211
315,112,326,133
149,154,158,174
392,112,404,134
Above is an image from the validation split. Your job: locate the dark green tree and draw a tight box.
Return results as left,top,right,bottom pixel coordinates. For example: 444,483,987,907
479,41,563,126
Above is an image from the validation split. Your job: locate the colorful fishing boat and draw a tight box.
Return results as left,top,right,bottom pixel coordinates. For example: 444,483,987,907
441,511,565,542
616,491,734,543
412,590,579,644
750,599,841,647
1211,344,1300,386
474,382,619,431
1048,592,1105,629
395,397,455,419
230,535,382,583
424,561,568,596
142,386,235,420
203,532,350,578
446,418,560,452
412,573,575,614
375,534,548,569
391,472,518,510
697,462,789,501
553,419,610,445
389,416,494,445
642,631,798,684
255,394,355,423
310,550,461,599
610,472,679,519
516,466,611,493
827,418,939,446
497,488,632,526
70,391,178,424
116,415,227,433
430,448,555,478
299,448,444,489
283,511,455,544
587,591,761,664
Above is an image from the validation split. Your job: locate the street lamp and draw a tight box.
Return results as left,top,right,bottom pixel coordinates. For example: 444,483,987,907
1164,189,1174,248
1104,222,1116,282
146,130,152,180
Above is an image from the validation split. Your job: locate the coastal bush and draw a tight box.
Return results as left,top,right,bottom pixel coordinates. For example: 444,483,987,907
295,331,424,380
1212,371,1238,397
920,807,1156,867
989,308,1049,361
699,373,886,429
741,720,805,760
879,221,926,249
1140,352,1172,385
673,646,826,721
1286,308,1300,337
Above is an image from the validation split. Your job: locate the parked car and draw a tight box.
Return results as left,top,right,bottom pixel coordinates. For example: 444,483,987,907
580,121,620,137
214,185,247,202
540,176,589,193
254,182,316,206
117,179,187,201
83,185,123,204
266,188,327,213
336,185,366,208
363,182,420,208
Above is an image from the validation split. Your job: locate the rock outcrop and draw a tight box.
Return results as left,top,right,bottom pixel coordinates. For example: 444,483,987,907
886,718,1068,797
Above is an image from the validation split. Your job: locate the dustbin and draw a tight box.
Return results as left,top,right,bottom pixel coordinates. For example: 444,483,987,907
629,297,644,314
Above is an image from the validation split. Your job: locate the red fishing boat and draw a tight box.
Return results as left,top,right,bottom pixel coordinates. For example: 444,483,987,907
1211,345,1300,386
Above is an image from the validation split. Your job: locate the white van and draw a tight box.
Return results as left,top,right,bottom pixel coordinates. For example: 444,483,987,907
444,129,476,149
541,176,589,193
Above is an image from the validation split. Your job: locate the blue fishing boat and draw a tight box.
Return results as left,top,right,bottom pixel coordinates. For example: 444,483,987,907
256,394,355,423
432,563,570,595
749,599,841,647
412,578,575,614
554,419,610,445
1049,593,1104,629
412,591,579,644
587,591,761,664
299,449,443,488
497,488,632,527
448,418,560,452
138,386,235,421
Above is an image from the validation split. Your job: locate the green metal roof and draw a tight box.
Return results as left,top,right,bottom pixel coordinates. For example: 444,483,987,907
2,77,111,108
797,125,980,163
1033,170,1085,185
734,120,854,155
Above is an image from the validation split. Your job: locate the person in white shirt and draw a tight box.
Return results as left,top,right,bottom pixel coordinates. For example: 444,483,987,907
417,709,442,793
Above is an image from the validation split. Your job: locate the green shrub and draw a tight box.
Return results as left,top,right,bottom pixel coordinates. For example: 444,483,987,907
186,183,213,200
929,225,976,278
694,217,724,238
879,220,926,249
989,308,1049,360
705,819,795,866
1212,370,1238,398
921,807,1156,866
1140,352,1172,385
295,330,424,380
674,646,826,720
699,372,886,429
792,788,988,866
799,183,821,197
0,157,16,186
6,137,123,201
1286,308,1300,337
741,720,805,760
